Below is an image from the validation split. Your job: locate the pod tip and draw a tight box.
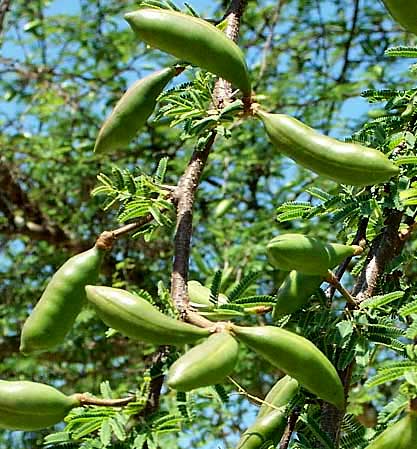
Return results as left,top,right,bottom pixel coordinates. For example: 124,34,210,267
19,342,28,355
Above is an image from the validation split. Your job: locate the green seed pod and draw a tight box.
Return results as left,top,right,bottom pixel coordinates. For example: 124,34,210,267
0,380,80,431
273,270,324,319
267,233,362,275
188,280,228,309
236,408,290,449
257,375,299,419
381,1,417,35
85,285,210,345
167,332,239,391
364,411,417,449
94,67,178,153
214,198,234,219
257,110,399,186
20,245,104,354
199,309,245,321
231,325,344,409
237,376,298,449
124,9,251,95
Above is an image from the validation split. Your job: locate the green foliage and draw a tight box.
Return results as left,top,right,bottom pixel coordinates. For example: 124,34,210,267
92,159,175,240
340,415,368,449
157,71,244,147
3,2,417,449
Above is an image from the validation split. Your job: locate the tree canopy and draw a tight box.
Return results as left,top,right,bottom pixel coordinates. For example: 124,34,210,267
1,1,417,448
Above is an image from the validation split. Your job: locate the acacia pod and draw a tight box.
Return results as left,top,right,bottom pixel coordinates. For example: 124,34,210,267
20,245,104,354
267,233,362,275
237,376,298,449
85,285,210,345
94,67,177,153
214,198,234,218
273,270,324,319
167,332,239,391
257,375,299,419
231,325,344,409
381,1,417,36
364,411,417,449
199,309,245,321
257,110,399,186
0,380,80,431
236,408,290,449
124,9,251,95
188,280,228,308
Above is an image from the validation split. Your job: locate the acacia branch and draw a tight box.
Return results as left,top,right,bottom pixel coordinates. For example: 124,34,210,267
76,393,135,407
170,0,248,317
0,0,11,37
320,209,405,445
136,0,250,437
0,158,82,250
279,409,300,449
326,216,368,301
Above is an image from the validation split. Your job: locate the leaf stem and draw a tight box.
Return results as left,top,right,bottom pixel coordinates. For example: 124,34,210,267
325,271,357,308
76,393,135,407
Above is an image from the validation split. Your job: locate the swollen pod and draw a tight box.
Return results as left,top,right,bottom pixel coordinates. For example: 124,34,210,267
364,411,417,449
267,233,362,275
257,110,399,186
257,375,299,418
236,409,290,449
237,376,299,449
20,245,104,354
94,67,178,153
231,325,344,409
188,280,228,308
273,270,323,318
381,1,417,36
167,332,239,391
0,380,80,431
124,8,251,95
85,285,210,345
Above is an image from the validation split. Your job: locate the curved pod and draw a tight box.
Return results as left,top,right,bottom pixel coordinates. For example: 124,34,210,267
237,377,298,449
381,1,417,35
94,67,177,153
20,246,104,354
188,280,228,308
267,233,362,275
0,380,80,431
199,309,245,321
364,411,417,449
232,325,344,409
257,110,399,186
124,9,251,95
167,332,239,391
273,270,323,318
85,286,210,345
236,408,290,449
257,375,299,419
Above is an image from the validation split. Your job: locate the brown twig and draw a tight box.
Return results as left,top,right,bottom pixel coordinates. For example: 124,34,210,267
352,210,404,301
256,0,287,87
76,393,135,407
0,0,11,37
0,158,83,250
320,209,405,446
170,0,248,318
214,0,248,108
170,131,217,316
325,271,358,308
279,409,300,449
326,216,369,300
